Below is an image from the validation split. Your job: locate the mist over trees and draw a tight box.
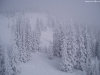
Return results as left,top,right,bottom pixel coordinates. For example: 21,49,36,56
0,13,100,75
53,23,100,75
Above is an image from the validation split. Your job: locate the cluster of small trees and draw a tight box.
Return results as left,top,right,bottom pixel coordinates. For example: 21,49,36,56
0,15,42,75
53,23,99,75
14,16,41,63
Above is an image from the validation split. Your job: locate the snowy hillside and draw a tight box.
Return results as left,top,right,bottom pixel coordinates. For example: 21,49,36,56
20,52,85,75
0,13,100,75
0,0,100,75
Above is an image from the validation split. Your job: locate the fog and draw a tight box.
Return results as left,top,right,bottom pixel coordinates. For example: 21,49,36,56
0,1,100,75
0,0,100,26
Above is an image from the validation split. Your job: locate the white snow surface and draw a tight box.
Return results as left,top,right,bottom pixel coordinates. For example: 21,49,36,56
20,52,85,75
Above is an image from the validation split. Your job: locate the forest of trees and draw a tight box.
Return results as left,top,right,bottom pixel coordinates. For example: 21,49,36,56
0,14,100,75
53,23,100,75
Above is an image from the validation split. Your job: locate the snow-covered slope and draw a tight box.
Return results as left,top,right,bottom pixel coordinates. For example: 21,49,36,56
0,13,88,75
20,52,85,75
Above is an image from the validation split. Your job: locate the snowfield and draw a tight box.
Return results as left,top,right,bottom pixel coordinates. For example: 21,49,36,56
20,52,85,75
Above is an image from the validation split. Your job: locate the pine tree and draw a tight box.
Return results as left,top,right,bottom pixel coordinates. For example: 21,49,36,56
61,24,77,72
53,24,64,57
32,19,41,52
5,45,19,75
14,16,31,63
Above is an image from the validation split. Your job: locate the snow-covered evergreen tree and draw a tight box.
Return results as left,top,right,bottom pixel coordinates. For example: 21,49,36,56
14,16,31,63
5,45,20,75
31,19,41,52
0,40,19,75
53,23,64,57
61,24,78,72
78,25,92,71
14,16,42,62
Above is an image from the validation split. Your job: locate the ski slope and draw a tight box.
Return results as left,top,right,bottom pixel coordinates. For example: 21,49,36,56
20,52,85,75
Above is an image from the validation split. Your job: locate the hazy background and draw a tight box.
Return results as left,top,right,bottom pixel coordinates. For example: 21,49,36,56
0,0,100,26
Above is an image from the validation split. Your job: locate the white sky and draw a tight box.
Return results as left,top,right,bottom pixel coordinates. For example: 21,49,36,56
0,0,100,26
